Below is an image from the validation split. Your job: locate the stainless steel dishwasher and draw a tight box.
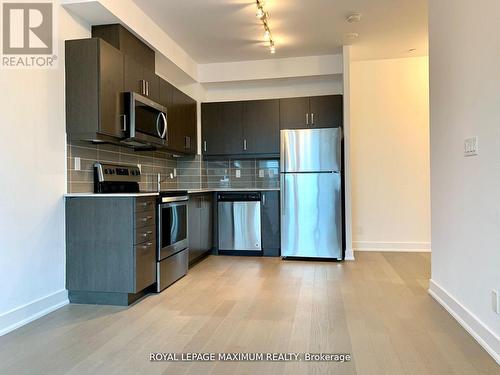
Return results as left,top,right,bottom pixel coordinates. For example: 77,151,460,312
217,192,262,255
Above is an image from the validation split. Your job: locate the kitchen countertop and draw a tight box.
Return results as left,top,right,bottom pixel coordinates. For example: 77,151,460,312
65,188,280,198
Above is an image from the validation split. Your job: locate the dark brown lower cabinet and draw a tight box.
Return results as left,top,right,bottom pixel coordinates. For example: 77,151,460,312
188,193,213,264
261,191,280,256
66,196,157,306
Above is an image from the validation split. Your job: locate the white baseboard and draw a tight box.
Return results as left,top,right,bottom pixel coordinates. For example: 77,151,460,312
0,289,68,336
344,248,355,260
353,241,431,252
428,279,500,365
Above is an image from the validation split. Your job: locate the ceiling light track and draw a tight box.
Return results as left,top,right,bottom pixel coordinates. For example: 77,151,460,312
255,0,275,54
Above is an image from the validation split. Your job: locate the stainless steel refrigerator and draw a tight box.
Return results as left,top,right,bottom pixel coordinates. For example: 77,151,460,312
280,128,343,259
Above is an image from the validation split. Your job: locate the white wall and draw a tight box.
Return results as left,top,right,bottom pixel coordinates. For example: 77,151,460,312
350,57,431,252
428,0,500,363
203,75,343,103
0,7,90,335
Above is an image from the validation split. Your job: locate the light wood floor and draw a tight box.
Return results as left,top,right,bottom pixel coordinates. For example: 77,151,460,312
0,253,498,375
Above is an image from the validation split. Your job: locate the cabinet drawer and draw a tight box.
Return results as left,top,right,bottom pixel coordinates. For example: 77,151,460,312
135,197,156,212
136,209,155,228
135,241,156,292
135,225,156,245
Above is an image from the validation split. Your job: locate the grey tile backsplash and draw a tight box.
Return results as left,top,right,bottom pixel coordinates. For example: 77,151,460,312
176,155,280,190
67,141,177,193
67,142,279,193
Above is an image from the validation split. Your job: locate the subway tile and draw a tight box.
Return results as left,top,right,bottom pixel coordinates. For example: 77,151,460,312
69,170,93,183
97,149,120,163
69,182,94,193
71,145,97,160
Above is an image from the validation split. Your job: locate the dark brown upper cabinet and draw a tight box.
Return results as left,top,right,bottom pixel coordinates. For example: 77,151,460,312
123,54,160,103
309,95,343,128
93,24,159,103
279,97,310,129
202,99,279,158
65,38,125,141
170,89,197,155
243,99,280,155
280,95,343,129
159,78,197,155
202,102,244,157
92,24,154,70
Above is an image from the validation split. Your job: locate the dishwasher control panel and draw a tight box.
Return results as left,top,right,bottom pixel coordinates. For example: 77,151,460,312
217,192,261,201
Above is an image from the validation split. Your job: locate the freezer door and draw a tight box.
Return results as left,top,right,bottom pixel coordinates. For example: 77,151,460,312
280,128,342,173
281,172,343,259
218,201,262,251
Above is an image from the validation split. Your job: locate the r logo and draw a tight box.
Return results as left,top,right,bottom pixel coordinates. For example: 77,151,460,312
2,2,53,55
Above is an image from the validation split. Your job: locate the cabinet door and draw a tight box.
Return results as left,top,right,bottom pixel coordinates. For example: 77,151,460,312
159,78,174,108
200,193,213,253
169,89,191,152
99,41,125,138
243,99,279,155
188,196,201,263
309,95,343,128
135,240,156,292
261,191,280,256
143,70,160,103
184,96,197,155
202,102,243,155
279,97,310,129
123,54,144,94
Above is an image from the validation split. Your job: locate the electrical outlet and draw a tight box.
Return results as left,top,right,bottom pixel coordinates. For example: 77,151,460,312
464,137,478,157
74,157,81,171
492,290,499,314
259,169,264,178
235,169,241,178
137,164,142,172
268,169,273,178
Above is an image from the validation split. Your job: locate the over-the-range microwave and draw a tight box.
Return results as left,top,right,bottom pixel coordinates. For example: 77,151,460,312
122,92,168,149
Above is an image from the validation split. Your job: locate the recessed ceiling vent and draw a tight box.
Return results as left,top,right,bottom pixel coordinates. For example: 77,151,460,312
346,13,362,23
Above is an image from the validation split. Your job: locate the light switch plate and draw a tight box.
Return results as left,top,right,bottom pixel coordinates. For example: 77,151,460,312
259,169,264,178
464,137,479,157
173,168,177,177
235,169,241,178
74,157,81,171
493,290,499,314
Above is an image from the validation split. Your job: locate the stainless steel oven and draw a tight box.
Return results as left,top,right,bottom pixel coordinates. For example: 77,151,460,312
158,195,188,259
157,194,189,292
122,92,168,149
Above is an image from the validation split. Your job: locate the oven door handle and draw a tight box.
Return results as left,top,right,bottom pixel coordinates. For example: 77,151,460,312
160,196,189,204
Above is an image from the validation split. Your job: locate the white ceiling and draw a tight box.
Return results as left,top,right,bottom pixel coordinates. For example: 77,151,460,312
132,0,428,63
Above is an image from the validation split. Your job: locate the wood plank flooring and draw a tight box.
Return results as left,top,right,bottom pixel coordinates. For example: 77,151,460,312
0,252,498,375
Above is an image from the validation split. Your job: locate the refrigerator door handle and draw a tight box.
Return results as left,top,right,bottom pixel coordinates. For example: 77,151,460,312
280,174,285,216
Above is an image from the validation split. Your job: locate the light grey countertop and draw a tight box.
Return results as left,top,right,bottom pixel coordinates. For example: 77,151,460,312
65,188,280,198
64,192,160,198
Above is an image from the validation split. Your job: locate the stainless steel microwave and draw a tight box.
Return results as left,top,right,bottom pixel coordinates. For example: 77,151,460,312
122,92,168,149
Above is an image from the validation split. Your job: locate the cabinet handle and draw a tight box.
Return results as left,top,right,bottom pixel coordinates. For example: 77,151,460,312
141,242,153,250
262,194,266,206
185,136,190,149
146,81,150,97
141,216,153,222
306,113,309,125
243,139,247,151
203,141,207,152
142,230,153,238
121,114,127,132
140,80,145,95
311,113,314,125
